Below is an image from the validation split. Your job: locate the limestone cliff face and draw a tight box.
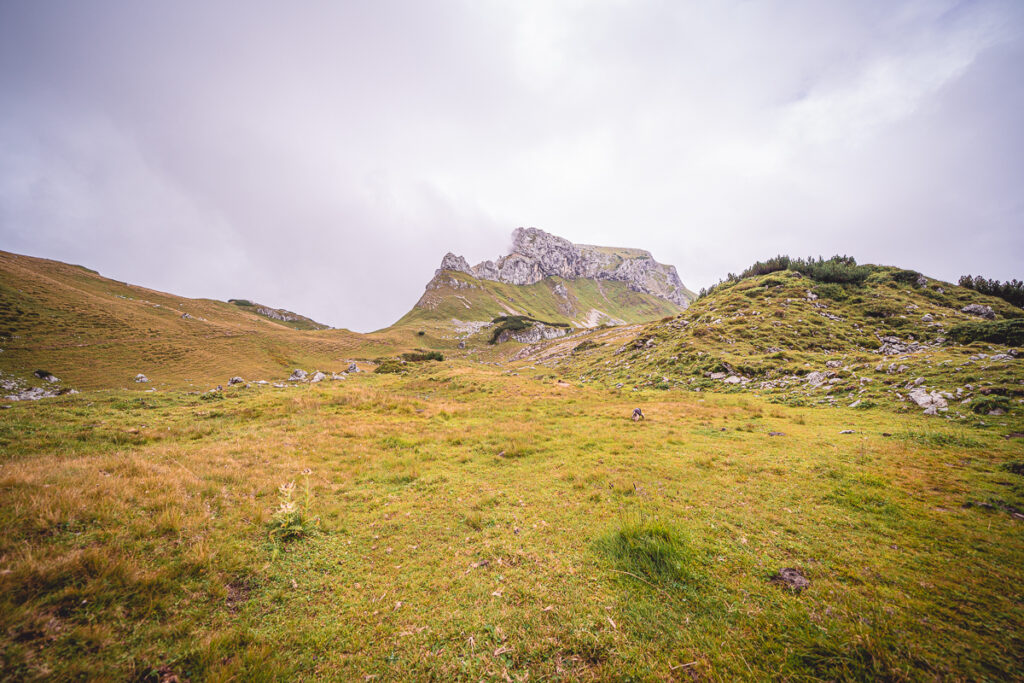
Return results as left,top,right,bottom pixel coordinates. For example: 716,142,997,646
435,228,692,307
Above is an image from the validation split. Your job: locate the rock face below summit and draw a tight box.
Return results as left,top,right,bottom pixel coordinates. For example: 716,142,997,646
437,228,693,307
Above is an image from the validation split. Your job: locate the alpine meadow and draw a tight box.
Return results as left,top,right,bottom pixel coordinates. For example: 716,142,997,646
2,2,1024,681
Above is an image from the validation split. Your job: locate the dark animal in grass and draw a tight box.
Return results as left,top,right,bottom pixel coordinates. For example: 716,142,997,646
631,408,645,421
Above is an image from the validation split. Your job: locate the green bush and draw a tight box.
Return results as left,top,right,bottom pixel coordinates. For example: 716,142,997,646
572,340,602,354
374,360,406,374
947,320,1024,346
400,351,443,362
971,396,1011,415
891,269,923,286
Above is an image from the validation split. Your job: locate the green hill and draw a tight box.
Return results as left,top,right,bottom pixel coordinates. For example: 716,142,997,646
0,250,404,391
517,261,1023,418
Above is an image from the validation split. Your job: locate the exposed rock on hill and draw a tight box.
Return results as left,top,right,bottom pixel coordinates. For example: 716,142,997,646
494,323,569,345
437,228,693,307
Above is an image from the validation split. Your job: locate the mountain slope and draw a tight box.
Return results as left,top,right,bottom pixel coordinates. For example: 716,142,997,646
0,251,399,390
512,262,1023,418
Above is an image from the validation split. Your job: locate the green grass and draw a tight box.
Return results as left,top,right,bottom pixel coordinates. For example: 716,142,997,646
1,364,1022,680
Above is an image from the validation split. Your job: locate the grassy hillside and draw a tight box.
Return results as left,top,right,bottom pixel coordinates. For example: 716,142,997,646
393,270,684,338
227,299,331,331
0,365,1021,680
516,264,1024,418
0,251,404,391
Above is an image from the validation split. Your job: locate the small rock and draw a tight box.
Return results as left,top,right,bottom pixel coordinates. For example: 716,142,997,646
839,430,855,434
723,375,741,385
33,370,59,383
768,431,785,437
921,313,934,322
770,567,810,592
289,369,307,381
309,371,327,383
134,373,149,383
848,400,861,408
348,362,361,373
825,360,842,368
228,376,244,385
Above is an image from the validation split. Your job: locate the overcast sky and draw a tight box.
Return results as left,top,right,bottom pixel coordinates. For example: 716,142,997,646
1,1,1022,331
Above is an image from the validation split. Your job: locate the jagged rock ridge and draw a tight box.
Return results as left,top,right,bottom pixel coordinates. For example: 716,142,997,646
437,228,693,307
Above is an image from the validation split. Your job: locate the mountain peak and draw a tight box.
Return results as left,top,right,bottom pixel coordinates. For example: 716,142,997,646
437,227,692,307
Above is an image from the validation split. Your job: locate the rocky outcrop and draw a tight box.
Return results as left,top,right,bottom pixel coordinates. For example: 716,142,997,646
961,304,996,320
434,227,692,307
494,323,569,344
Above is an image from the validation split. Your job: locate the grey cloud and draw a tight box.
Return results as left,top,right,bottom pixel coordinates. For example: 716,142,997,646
1,1,1021,330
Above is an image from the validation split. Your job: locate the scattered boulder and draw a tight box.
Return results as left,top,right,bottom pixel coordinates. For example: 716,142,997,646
134,373,149,383
289,369,307,381
631,407,645,421
348,362,361,373
825,360,842,368
839,430,855,434
457,341,467,349
768,431,786,437
804,371,829,388
723,375,742,385
961,304,996,320
908,387,948,413
33,370,59,383
228,376,244,385
181,312,193,320
921,313,934,322
309,371,327,383
770,568,810,593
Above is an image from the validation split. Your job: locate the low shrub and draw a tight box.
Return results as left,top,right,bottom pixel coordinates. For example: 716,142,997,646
971,396,1011,415
572,340,602,354
891,269,923,286
947,320,1024,346
400,351,443,362
374,360,406,374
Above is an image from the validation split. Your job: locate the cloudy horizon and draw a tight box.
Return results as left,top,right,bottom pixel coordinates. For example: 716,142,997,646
1,1,1022,331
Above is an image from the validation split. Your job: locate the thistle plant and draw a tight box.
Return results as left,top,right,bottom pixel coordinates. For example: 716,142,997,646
267,472,319,542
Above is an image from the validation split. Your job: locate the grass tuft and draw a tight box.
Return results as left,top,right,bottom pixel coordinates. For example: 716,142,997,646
596,515,699,588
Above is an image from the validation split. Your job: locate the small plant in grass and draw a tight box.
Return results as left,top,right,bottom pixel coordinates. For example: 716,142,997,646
267,475,319,543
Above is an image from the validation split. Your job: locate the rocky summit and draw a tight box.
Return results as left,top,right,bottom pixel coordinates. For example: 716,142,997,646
438,227,694,307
